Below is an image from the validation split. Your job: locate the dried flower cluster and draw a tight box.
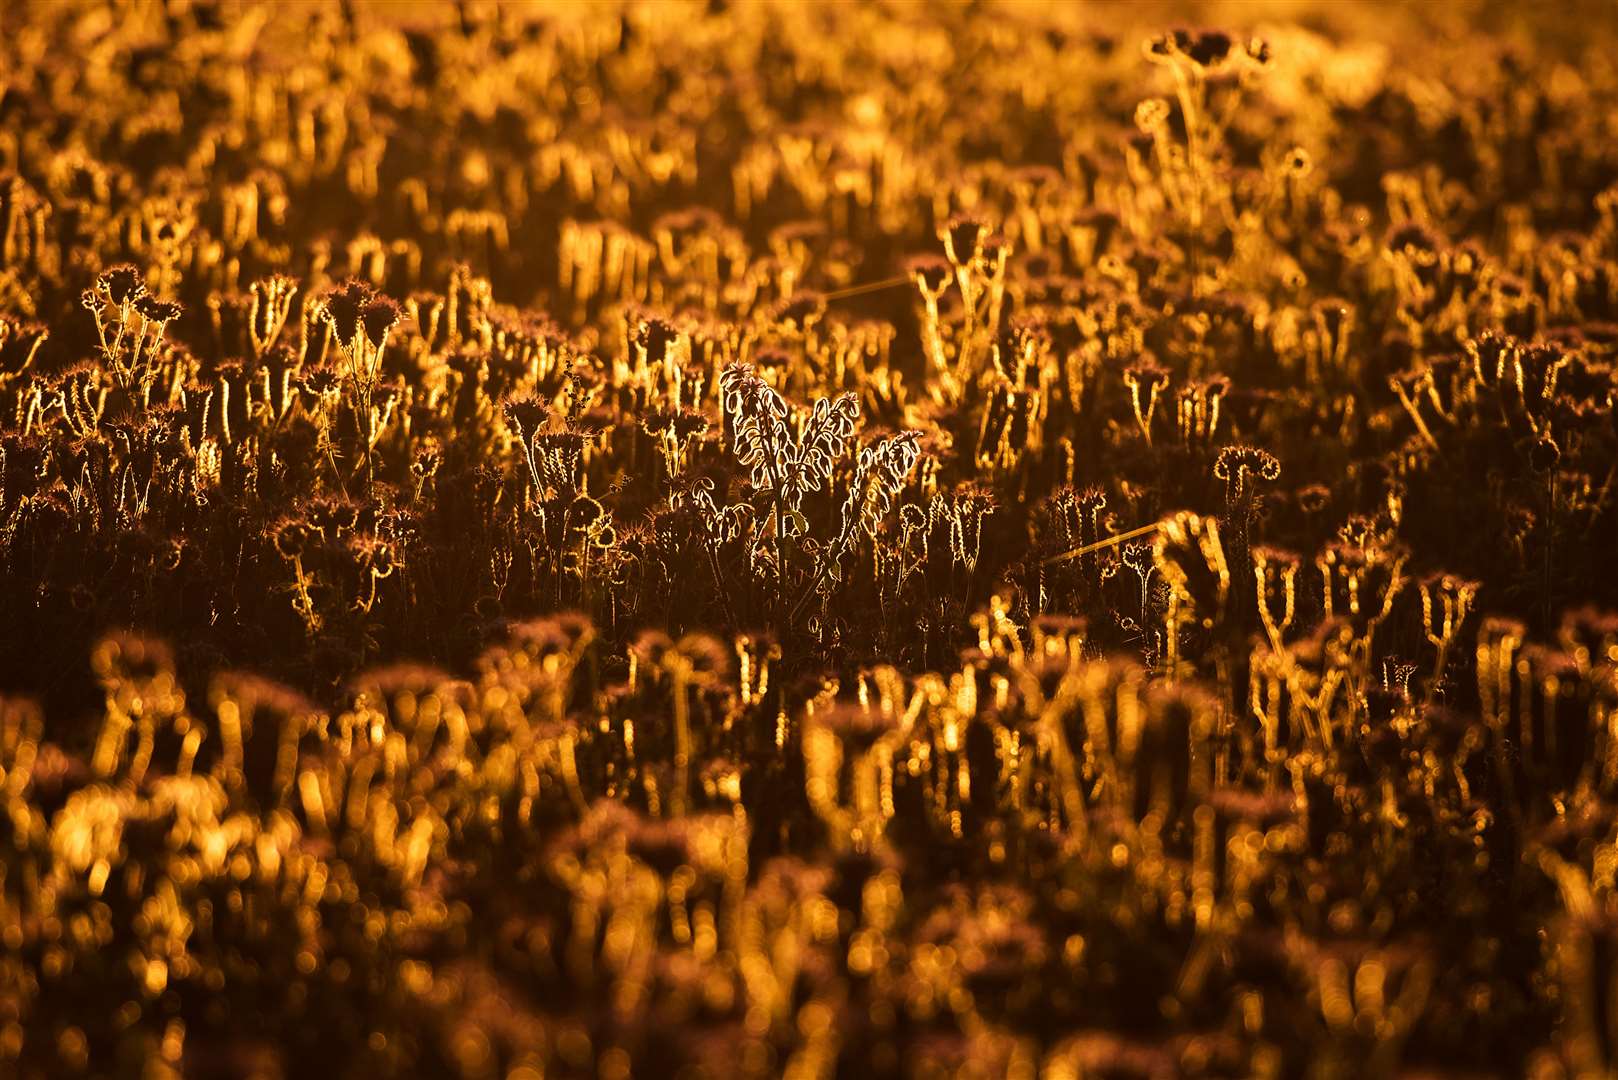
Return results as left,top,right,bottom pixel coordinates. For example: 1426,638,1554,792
2,1,1618,1077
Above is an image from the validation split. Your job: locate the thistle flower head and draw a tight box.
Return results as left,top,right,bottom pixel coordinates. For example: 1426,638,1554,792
321,279,375,351
642,406,709,443
360,295,404,350
941,214,990,266
904,253,952,292
96,264,146,306
633,312,682,364
135,295,182,324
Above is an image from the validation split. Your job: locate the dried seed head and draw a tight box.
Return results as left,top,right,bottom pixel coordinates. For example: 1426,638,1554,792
321,279,374,351
942,214,990,265
905,253,952,292
502,395,550,441
135,295,182,323
360,296,404,350
96,264,146,306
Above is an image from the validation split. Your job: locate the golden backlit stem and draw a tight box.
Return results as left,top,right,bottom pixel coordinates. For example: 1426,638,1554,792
1043,522,1162,566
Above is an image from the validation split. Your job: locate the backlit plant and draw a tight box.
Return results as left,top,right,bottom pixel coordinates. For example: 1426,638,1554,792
0,2,1616,1077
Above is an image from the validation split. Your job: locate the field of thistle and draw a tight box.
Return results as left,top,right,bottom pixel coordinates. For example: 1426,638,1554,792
3,0,1618,1076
